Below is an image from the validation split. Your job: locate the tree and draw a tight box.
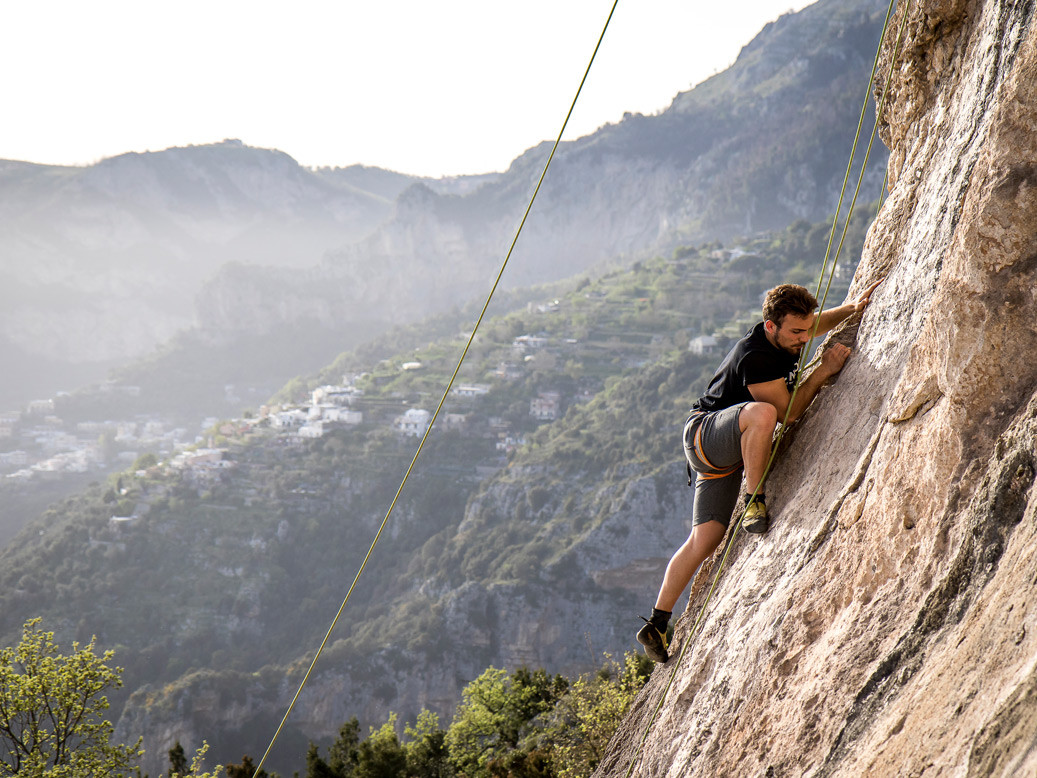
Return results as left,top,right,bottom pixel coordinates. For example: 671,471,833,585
354,714,406,778
541,653,651,778
446,667,567,777
0,619,142,777
306,715,407,778
225,754,267,778
305,742,338,778
169,741,190,776
326,718,361,776
132,452,159,471
404,710,453,778
167,741,224,778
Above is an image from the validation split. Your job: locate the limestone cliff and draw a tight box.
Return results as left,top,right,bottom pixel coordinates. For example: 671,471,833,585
598,1,1037,776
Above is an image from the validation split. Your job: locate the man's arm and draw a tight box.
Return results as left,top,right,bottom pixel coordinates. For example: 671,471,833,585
813,277,883,336
748,343,851,422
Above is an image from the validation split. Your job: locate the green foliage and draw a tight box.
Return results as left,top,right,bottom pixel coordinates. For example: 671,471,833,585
224,754,268,777
445,667,568,778
404,710,452,778
300,652,648,778
167,741,224,778
0,618,142,777
132,452,159,471
540,653,652,778
355,715,407,778
169,741,190,776
305,715,407,778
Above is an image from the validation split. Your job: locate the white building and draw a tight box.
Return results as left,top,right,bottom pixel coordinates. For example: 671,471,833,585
452,384,490,398
690,335,720,355
396,408,431,437
312,385,363,406
27,399,55,415
171,448,226,469
298,422,325,439
324,408,363,425
513,334,548,351
269,409,308,429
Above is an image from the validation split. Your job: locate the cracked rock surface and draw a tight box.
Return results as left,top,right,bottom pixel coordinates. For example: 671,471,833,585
598,1,1037,775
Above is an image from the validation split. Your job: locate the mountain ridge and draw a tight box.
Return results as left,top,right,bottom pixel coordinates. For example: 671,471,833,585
1,0,886,417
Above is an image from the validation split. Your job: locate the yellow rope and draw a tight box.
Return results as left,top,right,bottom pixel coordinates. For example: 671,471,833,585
622,0,911,773
815,8,907,316
251,3,621,774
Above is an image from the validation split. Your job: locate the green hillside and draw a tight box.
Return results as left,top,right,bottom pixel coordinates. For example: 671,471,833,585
0,207,873,773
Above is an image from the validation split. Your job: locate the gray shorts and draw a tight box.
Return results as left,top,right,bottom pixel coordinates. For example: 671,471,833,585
683,403,747,528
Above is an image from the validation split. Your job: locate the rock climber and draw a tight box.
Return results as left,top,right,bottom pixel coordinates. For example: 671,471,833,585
637,279,882,663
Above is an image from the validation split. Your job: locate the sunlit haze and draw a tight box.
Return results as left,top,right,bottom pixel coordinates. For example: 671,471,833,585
1,1,814,177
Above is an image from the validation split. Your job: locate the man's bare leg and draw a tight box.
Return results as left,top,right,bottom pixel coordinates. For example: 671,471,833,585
654,519,728,612
739,401,778,497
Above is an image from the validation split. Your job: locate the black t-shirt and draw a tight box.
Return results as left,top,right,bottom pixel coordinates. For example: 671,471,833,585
691,322,800,413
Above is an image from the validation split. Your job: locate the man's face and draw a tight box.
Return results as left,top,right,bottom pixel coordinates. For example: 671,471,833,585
767,312,816,356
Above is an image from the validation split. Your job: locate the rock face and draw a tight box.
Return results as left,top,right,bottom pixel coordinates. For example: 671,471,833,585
598,1,1037,776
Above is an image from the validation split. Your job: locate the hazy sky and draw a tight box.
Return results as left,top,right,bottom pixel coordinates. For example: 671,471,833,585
1,1,814,178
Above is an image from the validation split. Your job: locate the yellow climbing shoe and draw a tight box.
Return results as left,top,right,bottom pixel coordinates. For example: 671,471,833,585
636,618,669,663
743,496,769,534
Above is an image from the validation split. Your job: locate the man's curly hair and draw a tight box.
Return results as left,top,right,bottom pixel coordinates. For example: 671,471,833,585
763,284,819,326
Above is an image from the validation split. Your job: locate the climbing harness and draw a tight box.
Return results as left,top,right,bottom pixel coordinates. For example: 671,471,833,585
250,2,621,774
622,0,911,774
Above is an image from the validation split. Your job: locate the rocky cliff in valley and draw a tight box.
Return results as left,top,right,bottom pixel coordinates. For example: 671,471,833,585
597,1,1037,775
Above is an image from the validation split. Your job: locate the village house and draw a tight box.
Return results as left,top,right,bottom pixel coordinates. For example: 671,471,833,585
512,334,548,352
298,421,325,439
442,413,468,430
322,407,363,425
396,408,431,437
452,384,490,398
530,299,561,314
109,515,138,530
311,385,363,406
269,409,308,430
689,335,720,355
495,433,527,454
496,362,524,380
171,448,225,469
530,391,562,421
487,417,512,434
26,399,55,415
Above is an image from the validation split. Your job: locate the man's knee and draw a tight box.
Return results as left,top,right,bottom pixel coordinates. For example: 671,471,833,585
739,401,777,431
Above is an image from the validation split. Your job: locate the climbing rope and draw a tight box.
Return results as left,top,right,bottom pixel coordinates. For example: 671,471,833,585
622,0,911,773
250,2,621,774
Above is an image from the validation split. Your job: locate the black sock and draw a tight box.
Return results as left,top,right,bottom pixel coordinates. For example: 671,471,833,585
650,608,671,631
745,492,766,504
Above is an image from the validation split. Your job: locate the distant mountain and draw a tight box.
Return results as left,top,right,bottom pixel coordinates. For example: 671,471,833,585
192,0,888,378
0,143,445,409
1,0,885,419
